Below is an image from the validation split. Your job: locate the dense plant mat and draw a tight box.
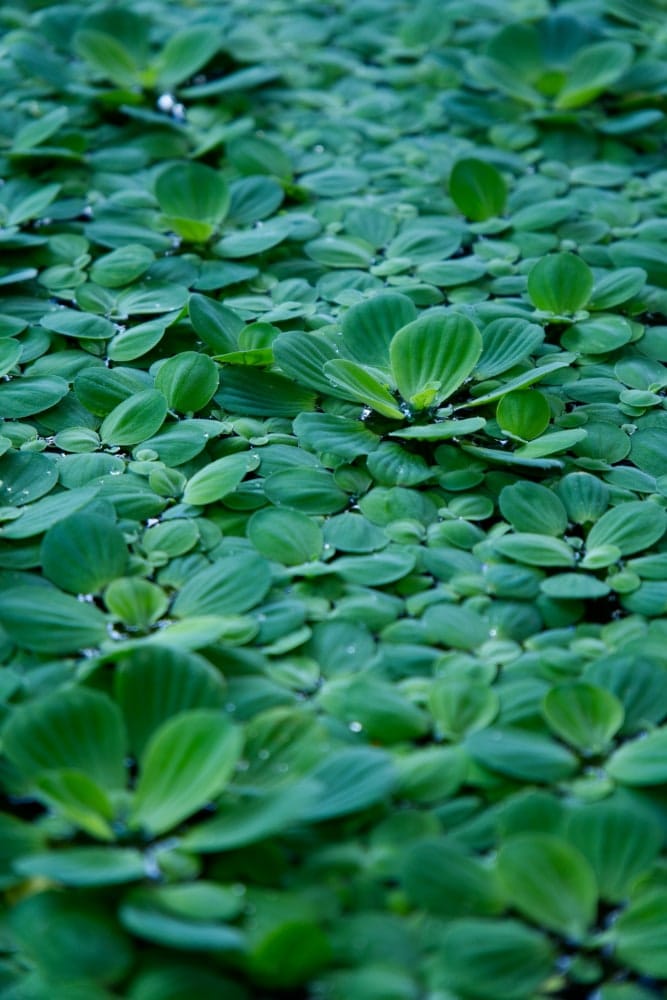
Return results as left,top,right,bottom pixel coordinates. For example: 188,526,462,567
1,0,667,996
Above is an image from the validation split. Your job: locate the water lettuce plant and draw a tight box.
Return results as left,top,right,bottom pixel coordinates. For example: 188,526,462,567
1,0,667,997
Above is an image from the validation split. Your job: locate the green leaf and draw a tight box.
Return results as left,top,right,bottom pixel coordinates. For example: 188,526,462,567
389,312,482,410
401,838,502,917
120,888,244,952
183,781,321,852
248,920,331,988
561,314,634,354
527,252,593,314
305,235,373,268
497,834,598,940
12,107,69,154
389,416,486,440
331,546,416,586
566,800,663,903
35,770,114,841
116,283,189,318
155,162,230,242
218,367,317,417
294,412,380,460
183,451,259,505
108,314,176,362
540,573,611,600
9,890,133,985
496,389,550,440
263,467,349,515
323,359,404,419
302,747,395,822
105,577,169,629
435,919,555,1000
0,338,22,377
319,676,427,744
588,268,646,310
586,501,667,557
607,727,667,785
153,26,220,90
476,319,544,379
0,585,108,653
90,245,155,288
422,602,488,650
172,551,272,618
228,176,284,225
341,292,417,368
492,533,575,567
466,727,578,783
100,389,168,446
2,687,126,789
610,890,667,978
513,428,587,460
499,481,568,536
273,331,344,396
113,645,226,758
366,441,431,486
41,307,116,341
542,683,624,753
130,709,243,835
462,359,571,409
449,158,508,221
41,512,128,594
14,847,145,887
429,679,499,739
585,654,667,735
189,294,242,354
215,218,291,258
386,222,461,263
0,375,69,417
74,28,139,87
248,506,324,565
557,472,610,525
555,41,634,110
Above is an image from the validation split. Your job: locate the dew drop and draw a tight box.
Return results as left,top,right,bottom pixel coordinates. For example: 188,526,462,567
349,721,363,733
157,93,176,112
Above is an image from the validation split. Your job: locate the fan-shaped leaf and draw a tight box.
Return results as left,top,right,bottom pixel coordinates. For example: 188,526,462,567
542,683,624,753
113,645,226,758
248,506,324,565
449,158,508,221
342,293,417,368
587,501,667,556
130,710,243,835
527,253,593,314
0,585,108,653
41,512,128,594
390,312,482,410
155,162,230,242
497,834,598,940
2,687,126,789
183,451,259,506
